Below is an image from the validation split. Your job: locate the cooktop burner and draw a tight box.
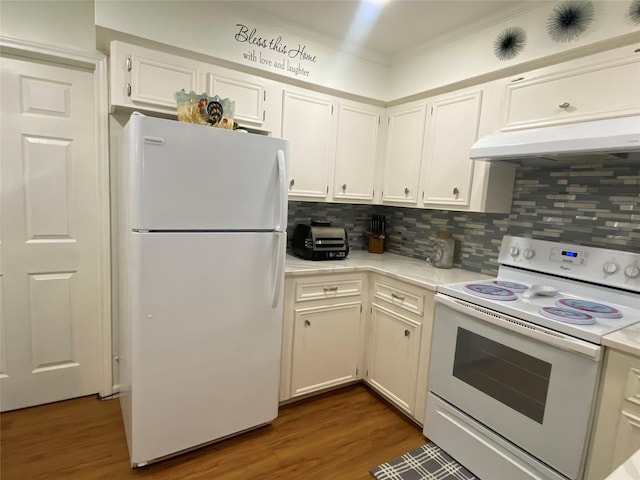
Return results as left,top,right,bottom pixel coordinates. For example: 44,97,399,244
539,306,597,325
493,280,528,293
464,284,517,301
556,299,623,319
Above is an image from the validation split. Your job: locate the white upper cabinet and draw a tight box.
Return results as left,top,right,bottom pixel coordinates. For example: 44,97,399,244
204,67,283,135
332,102,382,202
110,41,281,134
421,91,482,208
207,73,264,125
281,89,334,200
110,41,200,114
382,102,427,205
502,44,640,131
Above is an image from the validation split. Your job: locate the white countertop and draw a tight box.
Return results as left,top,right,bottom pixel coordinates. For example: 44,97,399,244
285,250,491,291
605,449,640,480
603,323,640,358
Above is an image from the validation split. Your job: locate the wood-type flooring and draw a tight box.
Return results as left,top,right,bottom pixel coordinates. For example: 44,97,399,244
1,384,426,479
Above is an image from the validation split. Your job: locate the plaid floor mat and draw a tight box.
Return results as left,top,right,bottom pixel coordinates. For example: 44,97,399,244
370,442,478,480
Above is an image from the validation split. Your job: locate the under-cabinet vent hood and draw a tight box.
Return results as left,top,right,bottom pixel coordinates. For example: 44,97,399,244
470,115,640,165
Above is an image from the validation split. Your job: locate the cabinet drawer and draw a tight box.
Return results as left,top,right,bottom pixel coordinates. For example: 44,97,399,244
373,279,425,316
503,56,640,130
295,277,363,302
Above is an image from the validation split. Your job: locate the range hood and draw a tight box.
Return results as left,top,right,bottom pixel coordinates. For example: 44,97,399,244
470,115,640,165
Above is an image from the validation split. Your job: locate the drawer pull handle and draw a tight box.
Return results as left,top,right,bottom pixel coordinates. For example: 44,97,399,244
559,102,570,109
324,287,338,293
304,319,311,327
391,293,405,301
404,329,410,337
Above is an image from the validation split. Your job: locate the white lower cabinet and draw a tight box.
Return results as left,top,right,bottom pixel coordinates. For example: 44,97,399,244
367,304,421,414
290,302,362,397
281,271,435,424
366,276,434,422
280,273,365,401
585,348,640,480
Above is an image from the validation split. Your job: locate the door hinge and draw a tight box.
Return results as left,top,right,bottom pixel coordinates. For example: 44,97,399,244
326,185,329,194
263,110,266,122
126,56,132,72
331,105,334,115
356,367,359,376
360,304,362,313
431,106,433,115
264,91,267,102
378,116,380,125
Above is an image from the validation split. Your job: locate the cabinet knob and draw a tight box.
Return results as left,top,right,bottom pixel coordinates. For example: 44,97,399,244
559,102,570,109
304,319,311,327
289,179,295,189
342,183,347,192
404,187,410,195
453,187,459,196
404,329,410,337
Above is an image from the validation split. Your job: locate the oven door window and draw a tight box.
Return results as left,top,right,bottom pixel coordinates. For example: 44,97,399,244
453,327,551,424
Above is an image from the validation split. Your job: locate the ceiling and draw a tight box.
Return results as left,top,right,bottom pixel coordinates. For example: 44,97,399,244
227,0,546,60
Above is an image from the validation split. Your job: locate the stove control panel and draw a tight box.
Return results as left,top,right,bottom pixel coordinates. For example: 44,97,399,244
498,235,640,293
550,247,588,266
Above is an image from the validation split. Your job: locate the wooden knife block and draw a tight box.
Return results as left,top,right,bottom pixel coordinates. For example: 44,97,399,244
368,234,384,254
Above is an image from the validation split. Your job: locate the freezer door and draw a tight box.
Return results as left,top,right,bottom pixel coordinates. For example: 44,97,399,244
126,231,285,465
125,115,289,231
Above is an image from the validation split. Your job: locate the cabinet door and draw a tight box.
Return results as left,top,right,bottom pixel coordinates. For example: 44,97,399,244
382,103,426,205
206,73,264,125
503,53,640,131
333,103,380,202
282,90,334,199
130,53,198,109
422,91,482,208
290,302,362,397
367,303,422,414
586,349,640,480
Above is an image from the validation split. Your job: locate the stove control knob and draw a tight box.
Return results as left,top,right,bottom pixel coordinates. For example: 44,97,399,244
603,261,620,275
523,248,535,260
624,264,640,279
509,246,520,258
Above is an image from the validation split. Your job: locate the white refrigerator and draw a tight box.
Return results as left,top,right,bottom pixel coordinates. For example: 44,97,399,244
117,114,289,467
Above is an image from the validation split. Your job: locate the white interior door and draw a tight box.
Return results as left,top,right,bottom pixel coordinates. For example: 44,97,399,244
0,55,101,411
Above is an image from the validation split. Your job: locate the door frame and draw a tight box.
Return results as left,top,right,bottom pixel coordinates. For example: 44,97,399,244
0,36,113,398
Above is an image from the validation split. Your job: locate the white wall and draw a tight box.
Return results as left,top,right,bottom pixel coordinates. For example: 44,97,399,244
94,0,389,100
0,0,95,50
389,1,640,100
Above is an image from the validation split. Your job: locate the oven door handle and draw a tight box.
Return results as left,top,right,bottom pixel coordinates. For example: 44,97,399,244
435,293,603,361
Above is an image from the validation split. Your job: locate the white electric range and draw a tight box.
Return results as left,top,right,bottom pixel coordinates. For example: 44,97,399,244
425,235,640,480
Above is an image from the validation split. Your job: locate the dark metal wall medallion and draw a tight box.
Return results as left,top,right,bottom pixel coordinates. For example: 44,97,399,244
546,0,595,43
628,0,640,24
494,26,527,61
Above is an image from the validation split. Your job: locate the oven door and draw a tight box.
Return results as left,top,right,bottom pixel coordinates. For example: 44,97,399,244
427,294,602,480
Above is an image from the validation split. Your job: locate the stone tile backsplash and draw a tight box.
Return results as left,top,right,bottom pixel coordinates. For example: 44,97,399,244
288,162,639,276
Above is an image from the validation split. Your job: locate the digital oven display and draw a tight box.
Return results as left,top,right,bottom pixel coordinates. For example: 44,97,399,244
550,247,587,265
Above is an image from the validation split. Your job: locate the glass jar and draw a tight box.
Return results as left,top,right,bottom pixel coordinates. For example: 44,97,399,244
433,232,454,269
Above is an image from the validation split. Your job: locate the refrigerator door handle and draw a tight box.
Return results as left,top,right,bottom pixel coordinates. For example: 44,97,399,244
276,149,287,233
272,232,285,308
